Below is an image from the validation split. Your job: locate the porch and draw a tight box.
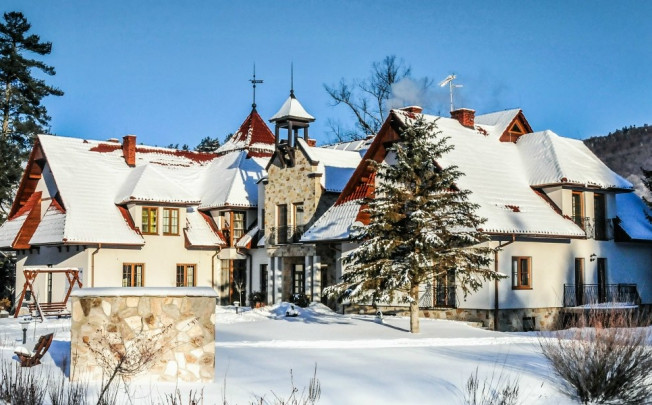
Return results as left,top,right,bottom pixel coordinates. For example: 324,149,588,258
563,283,641,307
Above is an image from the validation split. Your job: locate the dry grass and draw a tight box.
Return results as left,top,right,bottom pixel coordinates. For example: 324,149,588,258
540,310,652,404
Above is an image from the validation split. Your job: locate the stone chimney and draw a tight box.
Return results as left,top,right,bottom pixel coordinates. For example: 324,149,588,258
451,108,475,127
122,135,136,167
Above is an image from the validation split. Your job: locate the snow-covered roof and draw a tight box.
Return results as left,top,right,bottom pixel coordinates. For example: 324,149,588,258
184,208,226,247
200,151,267,209
322,137,374,155
30,201,66,245
616,193,652,241
0,130,271,247
297,139,362,193
517,130,631,189
474,109,521,138
269,94,315,123
305,108,645,241
301,200,362,242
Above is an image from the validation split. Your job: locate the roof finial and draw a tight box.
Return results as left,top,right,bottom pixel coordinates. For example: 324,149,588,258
290,62,295,98
249,63,264,110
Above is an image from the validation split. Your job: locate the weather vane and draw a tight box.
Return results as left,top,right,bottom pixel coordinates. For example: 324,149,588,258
439,73,463,112
249,63,263,110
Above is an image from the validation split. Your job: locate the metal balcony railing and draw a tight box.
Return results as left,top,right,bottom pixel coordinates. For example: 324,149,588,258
418,283,456,308
563,283,640,307
570,216,613,240
268,225,305,245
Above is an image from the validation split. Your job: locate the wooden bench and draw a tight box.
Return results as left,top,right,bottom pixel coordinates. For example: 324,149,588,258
14,333,54,367
28,302,70,317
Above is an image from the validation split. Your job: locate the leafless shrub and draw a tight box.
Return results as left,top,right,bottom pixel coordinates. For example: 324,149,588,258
48,357,87,405
540,310,652,404
85,321,185,405
250,365,321,405
0,357,47,404
462,366,520,405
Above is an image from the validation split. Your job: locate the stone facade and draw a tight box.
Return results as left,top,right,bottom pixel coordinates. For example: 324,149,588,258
70,287,216,383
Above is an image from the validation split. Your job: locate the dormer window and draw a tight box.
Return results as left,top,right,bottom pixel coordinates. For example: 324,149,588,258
141,207,158,234
162,208,179,235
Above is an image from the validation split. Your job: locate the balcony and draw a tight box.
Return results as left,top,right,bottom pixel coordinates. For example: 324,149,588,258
563,284,640,307
571,216,613,240
268,225,305,245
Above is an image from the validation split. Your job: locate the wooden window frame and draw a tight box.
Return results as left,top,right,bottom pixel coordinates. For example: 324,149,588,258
141,207,158,235
122,263,145,287
231,211,246,244
162,208,180,236
511,256,532,290
292,203,304,227
176,263,196,287
571,191,584,229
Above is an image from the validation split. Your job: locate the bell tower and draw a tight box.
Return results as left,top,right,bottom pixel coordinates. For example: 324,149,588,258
269,68,315,167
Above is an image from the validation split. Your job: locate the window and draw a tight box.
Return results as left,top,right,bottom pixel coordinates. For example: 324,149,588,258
176,264,196,287
123,263,144,287
260,264,268,297
512,257,532,289
47,272,53,303
293,203,304,226
141,207,158,234
594,194,607,240
276,204,288,244
571,192,583,229
233,211,246,242
163,208,179,235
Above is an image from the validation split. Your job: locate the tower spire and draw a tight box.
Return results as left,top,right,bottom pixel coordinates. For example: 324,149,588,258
249,63,263,110
290,62,294,98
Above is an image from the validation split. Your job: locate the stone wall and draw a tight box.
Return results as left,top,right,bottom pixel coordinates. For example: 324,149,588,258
70,287,216,383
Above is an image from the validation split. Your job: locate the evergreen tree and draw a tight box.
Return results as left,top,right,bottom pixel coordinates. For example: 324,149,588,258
326,117,502,333
0,11,63,221
642,167,652,222
195,136,220,152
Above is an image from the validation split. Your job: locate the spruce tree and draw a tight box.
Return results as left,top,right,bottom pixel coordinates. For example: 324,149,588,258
195,136,221,152
327,116,502,333
0,11,63,221
642,167,652,222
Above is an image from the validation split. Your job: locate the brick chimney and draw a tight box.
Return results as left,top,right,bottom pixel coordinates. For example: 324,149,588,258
451,108,475,127
399,106,423,114
306,138,317,147
122,135,136,167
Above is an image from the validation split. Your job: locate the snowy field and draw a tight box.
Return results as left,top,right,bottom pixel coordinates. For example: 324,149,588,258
0,303,577,404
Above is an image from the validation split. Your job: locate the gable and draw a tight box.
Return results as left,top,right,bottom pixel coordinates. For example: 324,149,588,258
499,111,533,143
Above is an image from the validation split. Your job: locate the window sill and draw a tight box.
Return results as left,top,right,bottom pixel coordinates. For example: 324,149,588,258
512,287,533,290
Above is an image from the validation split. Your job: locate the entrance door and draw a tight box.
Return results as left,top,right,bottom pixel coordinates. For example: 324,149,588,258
231,260,247,305
292,264,305,296
574,258,584,305
435,269,455,307
597,258,607,303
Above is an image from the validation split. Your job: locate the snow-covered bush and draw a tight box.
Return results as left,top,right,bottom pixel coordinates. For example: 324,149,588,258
540,310,652,403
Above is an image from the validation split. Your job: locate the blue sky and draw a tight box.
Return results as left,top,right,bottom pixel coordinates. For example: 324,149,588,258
3,1,651,147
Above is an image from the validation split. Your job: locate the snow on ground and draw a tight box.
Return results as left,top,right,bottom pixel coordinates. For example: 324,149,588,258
0,303,577,404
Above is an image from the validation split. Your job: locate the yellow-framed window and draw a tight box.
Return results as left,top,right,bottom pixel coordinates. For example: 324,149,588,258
141,207,158,234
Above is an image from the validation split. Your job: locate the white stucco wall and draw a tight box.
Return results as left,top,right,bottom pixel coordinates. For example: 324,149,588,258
459,238,652,310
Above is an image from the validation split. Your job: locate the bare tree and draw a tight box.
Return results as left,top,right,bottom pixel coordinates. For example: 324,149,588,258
325,56,429,140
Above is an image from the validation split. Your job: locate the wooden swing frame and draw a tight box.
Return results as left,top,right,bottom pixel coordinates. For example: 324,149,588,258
14,268,82,321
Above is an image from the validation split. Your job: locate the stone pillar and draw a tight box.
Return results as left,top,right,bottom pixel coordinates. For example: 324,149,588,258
305,256,313,299
313,255,322,302
275,257,283,304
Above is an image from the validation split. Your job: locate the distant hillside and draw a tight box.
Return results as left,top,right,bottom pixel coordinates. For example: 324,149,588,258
584,124,652,199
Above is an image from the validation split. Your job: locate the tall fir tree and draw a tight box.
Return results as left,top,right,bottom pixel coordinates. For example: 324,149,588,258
326,116,503,333
0,11,63,221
